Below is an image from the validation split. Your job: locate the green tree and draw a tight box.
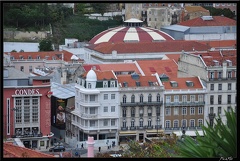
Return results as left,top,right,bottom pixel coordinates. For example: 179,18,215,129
178,108,237,158
38,38,53,51
90,3,110,15
75,3,87,15
203,6,235,19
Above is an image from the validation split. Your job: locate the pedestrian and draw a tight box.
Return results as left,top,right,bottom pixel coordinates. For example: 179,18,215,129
81,143,84,149
98,146,101,152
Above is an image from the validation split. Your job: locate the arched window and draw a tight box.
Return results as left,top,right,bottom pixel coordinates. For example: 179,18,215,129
148,94,152,102
122,108,126,117
131,118,135,127
123,95,126,103
131,95,135,103
148,118,152,127
139,118,143,127
88,83,91,89
123,119,126,128
140,94,143,103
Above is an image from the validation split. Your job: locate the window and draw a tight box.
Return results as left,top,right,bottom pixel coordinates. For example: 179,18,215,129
139,108,144,117
182,119,187,127
111,119,115,126
148,107,152,116
182,95,187,103
88,83,91,89
40,141,45,147
227,71,232,78
227,106,231,112
122,108,126,117
29,66,32,72
131,119,135,127
104,106,108,112
218,107,222,115
110,81,115,87
139,118,143,127
131,95,135,103
148,94,152,102
210,107,214,114
198,119,203,127
218,95,222,104
131,108,135,117
148,118,152,127
111,106,115,112
149,18,151,21
90,95,95,102
90,120,95,127
210,84,214,91
156,107,160,116
174,95,179,103
228,83,232,90
140,94,143,103
165,120,170,128
227,95,231,104
20,66,24,72
210,95,214,105
218,84,222,90
166,108,171,115
190,95,195,102
123,119,126,128
190,107,195,115
157,93,161,102
123,95,126,103
103,81,108,88
210,72,214,79
198,107,203,115
218,72,222,79
24,99,30,123
166,96,171,103
104,94,108,100
190,119,195,127
174,107,179,115
104,120,108,126
173,120,179,128
111,94,115,100
32,97,39,123
198,95,203,102
182,107,187,115
90,107,95,114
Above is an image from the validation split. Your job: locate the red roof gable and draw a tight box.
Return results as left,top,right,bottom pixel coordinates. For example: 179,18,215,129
178,16,236,27
163,77,203,90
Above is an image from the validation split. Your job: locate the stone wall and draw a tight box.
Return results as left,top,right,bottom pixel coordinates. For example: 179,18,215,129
4,30,50,40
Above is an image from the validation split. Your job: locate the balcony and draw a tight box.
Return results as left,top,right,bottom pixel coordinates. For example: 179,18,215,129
155,125,162,129
130,126,136,130
144,125,153,129
165,101,205,107
121,101,163,107
209,113,216,119
121,126,128,131
137,126,144,130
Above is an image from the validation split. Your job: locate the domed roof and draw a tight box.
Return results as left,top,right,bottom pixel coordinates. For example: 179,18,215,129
86,69,97,81
89,18,175,45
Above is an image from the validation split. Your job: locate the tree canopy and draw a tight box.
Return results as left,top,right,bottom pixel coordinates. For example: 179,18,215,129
38,38,53,51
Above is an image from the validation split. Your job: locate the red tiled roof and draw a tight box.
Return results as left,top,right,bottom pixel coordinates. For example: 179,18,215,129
83,63,141,74
178,16,236,27
82,70,116,80
3,142,55,158
86,40,210,54
191,50,237,66
136,59,178,78
163,77,203,90
117,74,159,88
4,50,84,62
164,54,181,63
197,40,236,48
185,6,210,13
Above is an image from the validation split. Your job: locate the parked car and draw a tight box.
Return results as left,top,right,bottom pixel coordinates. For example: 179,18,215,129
49,145,65,152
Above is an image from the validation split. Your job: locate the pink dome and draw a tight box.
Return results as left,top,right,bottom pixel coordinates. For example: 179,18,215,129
89,18,175,44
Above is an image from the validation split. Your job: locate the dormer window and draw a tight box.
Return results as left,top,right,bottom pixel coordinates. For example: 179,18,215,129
136,81,141,87
226,60,232,66
52,56,56,60
10,56,14,60
213,60,219,66
123,82,128,87
103,81,108,88
148,81,153,86
170,81,178,87
20,55,24,59
28,55,32,59
186,81,194,87
110,81,115,87
37,55,41,59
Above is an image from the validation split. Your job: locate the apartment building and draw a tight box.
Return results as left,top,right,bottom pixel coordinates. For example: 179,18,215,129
178,50,237,126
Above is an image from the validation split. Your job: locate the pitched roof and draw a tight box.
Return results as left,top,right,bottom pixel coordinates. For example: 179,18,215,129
197,40,236,48
81,70,116,80
191,50,237,66
185,6,210,13
178,16,236,27
3,142,55,158
136,59,178,78
83,63,141,74
163,77,203,90
4,50,84,62
117,74,160,88
87,41,210,54
163,54,181,63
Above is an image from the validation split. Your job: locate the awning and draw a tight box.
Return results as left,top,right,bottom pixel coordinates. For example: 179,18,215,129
146,130,164,133
173,130,204,136
119,131,137,135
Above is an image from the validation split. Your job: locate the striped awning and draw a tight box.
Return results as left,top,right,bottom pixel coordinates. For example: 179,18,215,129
146,129,164,133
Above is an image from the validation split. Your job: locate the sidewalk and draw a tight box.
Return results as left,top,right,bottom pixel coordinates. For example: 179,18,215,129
80,144,127,157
